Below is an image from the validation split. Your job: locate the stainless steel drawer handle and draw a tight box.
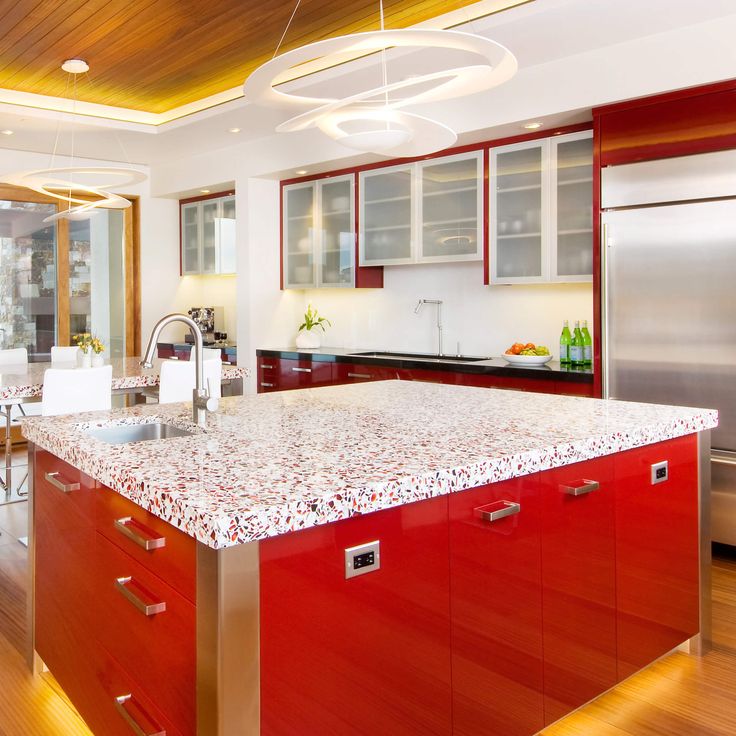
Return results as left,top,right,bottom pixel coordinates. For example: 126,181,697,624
475,500,521,523
260,363,274,369
115,577,166,617
44,471,80,493
712,455,736,466
260,382,274,388
560,479,600,496
291,367,312,373
114,517,166,551
114,694,166,736
348,372,372,379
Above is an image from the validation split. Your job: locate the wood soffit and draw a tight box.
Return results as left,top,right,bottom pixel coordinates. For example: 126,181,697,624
0,0,505,115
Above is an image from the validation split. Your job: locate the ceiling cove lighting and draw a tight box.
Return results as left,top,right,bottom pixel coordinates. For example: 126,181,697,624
1,60,145,223
1,130,13,136
523,122,542,129
244,1,517,157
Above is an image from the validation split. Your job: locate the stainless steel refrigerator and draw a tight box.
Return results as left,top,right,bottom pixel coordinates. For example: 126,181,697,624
601,149,736,545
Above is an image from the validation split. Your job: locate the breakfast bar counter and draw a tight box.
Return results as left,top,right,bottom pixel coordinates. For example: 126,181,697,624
22,381,717,735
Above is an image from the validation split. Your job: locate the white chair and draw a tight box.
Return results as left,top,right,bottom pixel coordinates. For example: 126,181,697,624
42,365,113,417
51,346,80,364
202,347,223,362
158,359,222,404
0,347,28,366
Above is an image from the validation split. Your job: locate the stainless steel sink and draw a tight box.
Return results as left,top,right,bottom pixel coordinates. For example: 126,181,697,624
86,422,195,444
349,351,491,363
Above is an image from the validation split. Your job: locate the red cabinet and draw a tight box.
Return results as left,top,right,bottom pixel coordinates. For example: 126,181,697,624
257,356,334,392
332,361,400,383
260,497,453,736
614,434,700,679
449,477,544,736
540,455,617,724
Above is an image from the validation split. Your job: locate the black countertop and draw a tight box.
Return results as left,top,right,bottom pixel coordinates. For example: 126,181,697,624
256,347,593,384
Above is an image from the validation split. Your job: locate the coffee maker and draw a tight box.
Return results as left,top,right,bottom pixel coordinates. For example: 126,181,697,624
186,307,224,345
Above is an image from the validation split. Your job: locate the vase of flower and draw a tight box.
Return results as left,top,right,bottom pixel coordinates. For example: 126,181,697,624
295,304,331,350
79,348,92,368
91,336,105,367
74,333,105,368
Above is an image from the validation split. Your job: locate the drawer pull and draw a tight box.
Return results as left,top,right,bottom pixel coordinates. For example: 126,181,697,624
560,479,600,496
114,517,166,551
115,577,166,616
44,471,80,493
291,367,312,373
475,500,521,523
348,372,372,379
260,382,274,388
260,363,274,369
114,694,166,736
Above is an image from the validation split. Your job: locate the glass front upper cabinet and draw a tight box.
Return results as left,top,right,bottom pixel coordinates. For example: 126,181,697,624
489,131,593,284
181,202,201,274
180,194,236,276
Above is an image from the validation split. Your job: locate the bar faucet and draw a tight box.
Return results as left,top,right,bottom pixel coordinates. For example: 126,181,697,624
414,299,444,357
141,313,218,427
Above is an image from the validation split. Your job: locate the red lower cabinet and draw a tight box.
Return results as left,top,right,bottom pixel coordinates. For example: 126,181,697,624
449,477,545,736
540,455,618,724
614,434,700,679
259,497,453,736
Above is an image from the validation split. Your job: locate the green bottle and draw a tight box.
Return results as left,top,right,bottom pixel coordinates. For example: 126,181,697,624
559,320,572,364
581,319,592,366
570,320,584,366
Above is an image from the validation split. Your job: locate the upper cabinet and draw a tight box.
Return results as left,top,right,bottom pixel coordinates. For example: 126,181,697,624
180,193,236,275
489,130,593,284
359,151,483,267
282,174,355,289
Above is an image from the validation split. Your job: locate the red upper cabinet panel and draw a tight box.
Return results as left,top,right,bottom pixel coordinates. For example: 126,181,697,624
614,434,700,679
260,497,453,736
449,477,544,736
540,454,618,724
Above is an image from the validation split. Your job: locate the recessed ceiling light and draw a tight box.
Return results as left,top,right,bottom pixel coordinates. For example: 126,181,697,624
61,59,89,74
524,122,542,130
200,189,210,194
228,127,241,133
295,169,308,175
1,129,13,136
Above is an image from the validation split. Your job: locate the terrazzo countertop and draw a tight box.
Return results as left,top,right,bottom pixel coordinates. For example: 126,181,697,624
22,381,717,549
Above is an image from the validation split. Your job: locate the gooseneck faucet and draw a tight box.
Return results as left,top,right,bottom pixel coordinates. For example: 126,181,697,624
141,313,218,427
414,298,444,357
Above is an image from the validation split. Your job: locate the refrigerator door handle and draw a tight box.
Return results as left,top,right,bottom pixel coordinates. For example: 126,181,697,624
601,219,611,399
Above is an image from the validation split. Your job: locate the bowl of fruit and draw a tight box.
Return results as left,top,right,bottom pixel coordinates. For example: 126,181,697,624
503,342,552,365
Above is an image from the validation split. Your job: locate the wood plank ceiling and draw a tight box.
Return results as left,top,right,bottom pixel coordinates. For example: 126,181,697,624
0,0,492,114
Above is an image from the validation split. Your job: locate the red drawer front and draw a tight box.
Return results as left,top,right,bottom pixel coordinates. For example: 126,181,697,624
450,478,544,736
95,486,196,603
157,346,175,359
277,358,333,390
93,531,196,735
333,361,399,383
554,380,595,397
540,455,618,724
615,434,700,679
36,448,97,524
257,356,279,392
260,497,453,736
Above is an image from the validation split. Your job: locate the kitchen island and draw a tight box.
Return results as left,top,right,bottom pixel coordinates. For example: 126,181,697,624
23,381,716,736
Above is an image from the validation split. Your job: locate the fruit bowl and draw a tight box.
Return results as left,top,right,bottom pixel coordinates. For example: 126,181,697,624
503,353,553,365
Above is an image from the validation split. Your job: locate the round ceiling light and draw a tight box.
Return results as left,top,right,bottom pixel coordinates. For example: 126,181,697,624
61,59,89,74
244,29,516,156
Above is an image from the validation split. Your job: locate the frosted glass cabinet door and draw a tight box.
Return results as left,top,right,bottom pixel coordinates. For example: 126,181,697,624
551,131,593,281
419,152,482,262
201,200,219,274
360,165,413,265
181,203,201,274
318,176,354,287
283,182,316,288
491,141,546,283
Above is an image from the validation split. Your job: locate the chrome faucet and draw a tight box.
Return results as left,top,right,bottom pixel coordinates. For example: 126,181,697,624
141,313,218,427
414,299,444,357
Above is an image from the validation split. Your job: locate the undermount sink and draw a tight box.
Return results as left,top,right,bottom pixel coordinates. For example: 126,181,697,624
86,422,195,444
349,351,491,363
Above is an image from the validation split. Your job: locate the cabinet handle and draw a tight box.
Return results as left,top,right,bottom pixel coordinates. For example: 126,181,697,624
114,694,166,736
115,577,166,616
291,367,312,373
560,479,600,496
475,500,521,523
348,372,372,379
260,363,274,369
114,517,166,551
44,471,80,493
260,382,274,388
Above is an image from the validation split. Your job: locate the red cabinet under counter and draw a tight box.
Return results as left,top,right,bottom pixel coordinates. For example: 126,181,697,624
332,361,400,383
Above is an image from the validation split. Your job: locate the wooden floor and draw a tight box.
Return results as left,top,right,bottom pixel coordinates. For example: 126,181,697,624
0,497,734,735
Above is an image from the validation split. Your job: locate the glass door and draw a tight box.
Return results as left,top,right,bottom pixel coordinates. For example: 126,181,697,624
283,182,316,288
0,200,57,359
181,202,201,274
201,200,219,274
318,176,354,287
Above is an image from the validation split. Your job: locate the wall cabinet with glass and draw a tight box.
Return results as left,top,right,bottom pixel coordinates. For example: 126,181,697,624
282,175,356,289
489,131,593,284
359,151,483,266
180,193,236,275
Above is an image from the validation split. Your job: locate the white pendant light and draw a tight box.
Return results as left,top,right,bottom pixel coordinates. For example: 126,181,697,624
243,2,517,157
1,60,145,223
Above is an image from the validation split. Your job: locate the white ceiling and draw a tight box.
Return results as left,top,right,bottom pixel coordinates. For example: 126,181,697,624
0,0,734,168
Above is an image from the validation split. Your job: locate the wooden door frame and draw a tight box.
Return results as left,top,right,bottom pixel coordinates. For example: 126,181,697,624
0,185,140,356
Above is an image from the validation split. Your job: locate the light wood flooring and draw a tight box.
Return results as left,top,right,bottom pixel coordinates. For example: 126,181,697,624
0,498,734,735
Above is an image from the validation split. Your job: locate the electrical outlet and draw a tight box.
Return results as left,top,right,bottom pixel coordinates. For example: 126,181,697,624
651,461,668,485
345,540,380,579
